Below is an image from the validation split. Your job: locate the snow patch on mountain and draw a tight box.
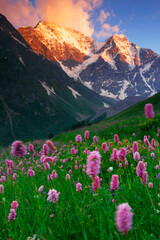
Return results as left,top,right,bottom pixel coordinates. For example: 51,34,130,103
103,102,110,108
137,47,141,65
84,81,93,90
68,86,81,99
40,81,56,96
142,60,155,72
118,80,130,100
139,68,156,93
11,35,27,48
19,57,25,66
70,54,99,78
101,51,117,70
100,89,118,99
59,62,78,79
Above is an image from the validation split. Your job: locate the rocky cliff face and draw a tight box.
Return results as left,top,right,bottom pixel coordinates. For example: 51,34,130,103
18,21,94,66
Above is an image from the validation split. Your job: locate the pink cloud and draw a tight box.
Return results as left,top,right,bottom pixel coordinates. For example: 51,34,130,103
0,0,121,40
98,10,110,24
0,0,103,36
95,23,120,39
0,0,40,27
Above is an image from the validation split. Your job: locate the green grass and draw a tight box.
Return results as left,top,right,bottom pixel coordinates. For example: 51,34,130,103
0,93,160,239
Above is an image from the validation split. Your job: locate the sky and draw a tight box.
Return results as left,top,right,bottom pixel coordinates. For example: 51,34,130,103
1,0,160,54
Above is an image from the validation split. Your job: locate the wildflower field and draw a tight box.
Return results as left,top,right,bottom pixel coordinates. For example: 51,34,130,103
0,102,160,240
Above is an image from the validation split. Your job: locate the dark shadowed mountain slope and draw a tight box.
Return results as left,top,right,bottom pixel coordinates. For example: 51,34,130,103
0,14,112,146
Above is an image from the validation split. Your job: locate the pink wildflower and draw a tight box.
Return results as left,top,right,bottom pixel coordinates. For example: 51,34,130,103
75,134,82,143
53,156,57,163
44,162,50,170
148,182,153,189
11,201,18,210
5,159,13,168
133,141,138,153
66,174,70,180
92,176,100,192
74,165,78,170
8,209,16,221
115,203,133,235
19,161,23,167
112,148,119,162
11,140,26,158
110,175,119,190
29,144,34,152
118,148,127,161
133,151,140,161
86,151,101,179
71,148,76,155
136,161,146,178
114,134,119,142
1,176,6,182
155,165,159,170
150,152,156,158
50,170,58,179
47,189,60,203
46,140,56,151
119,163,122,168
125,160,128,166
12,173,17,180
102,142,107,151
141,171,148,185
84,130,89,141
0,184,4,193
7,168,12,176
93,136,98,144
28,167,35,177
38,185,44,192
144,103,154,119
151,138,156,149
144,138,150,147
76,183,82,192
43,144,49,155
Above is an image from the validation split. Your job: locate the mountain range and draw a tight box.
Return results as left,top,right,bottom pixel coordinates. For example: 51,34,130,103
18,21,160,100
0,14,112,146
0,13,159,145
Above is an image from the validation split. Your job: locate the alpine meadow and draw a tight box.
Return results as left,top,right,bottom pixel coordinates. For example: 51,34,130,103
0,0,160,239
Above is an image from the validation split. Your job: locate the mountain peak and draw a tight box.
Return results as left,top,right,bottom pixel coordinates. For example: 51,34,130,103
18,20,94,64
34,20,58,29
112,33,127,39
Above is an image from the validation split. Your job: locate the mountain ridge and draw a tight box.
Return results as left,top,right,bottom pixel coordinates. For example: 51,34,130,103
18,20,160,100
0,13,113,146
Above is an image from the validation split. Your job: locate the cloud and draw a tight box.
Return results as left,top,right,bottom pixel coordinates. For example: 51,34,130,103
0,0,121,40
94,23,120,39
0,0,103,36
35,0,98,36
0,0,40,27
98,10,110,24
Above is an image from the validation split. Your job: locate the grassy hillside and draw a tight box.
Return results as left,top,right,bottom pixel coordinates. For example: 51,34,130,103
0,93,159,239
53,92,160,144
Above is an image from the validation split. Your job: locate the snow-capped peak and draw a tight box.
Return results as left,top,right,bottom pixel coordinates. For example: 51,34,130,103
34,21,94,58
